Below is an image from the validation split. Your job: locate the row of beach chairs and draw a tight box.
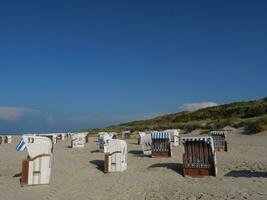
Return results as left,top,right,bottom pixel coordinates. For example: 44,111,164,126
139,130,228,177
0,135,12,144
13,130,227,187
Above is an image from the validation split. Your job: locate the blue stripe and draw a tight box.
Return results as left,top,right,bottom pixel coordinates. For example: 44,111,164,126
16,139,26,151
151,131,170,139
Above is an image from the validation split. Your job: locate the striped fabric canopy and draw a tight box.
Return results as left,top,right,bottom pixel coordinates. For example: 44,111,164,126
151,131,171,139
16,138,26,152
209,131,227,138
181,136,213,145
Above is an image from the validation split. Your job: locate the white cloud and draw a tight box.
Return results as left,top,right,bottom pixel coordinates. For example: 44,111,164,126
180,102,219,112
0,106,39,121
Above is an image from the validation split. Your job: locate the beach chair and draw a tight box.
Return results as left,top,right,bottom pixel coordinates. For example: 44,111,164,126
55,133,66,141
151,131,172,157
104,139,127,173
0,135,12,144
164,129,180,146
181,136,217,177
109,132,117,139
138,132,146,144
6,136,12,143
71,133,86,148
122,130,130,139
99,132,112,153
208,131,228,152
140,132,152,156
98,132,108,142
85,133,89,143
56,134,63,141
16,135,53,186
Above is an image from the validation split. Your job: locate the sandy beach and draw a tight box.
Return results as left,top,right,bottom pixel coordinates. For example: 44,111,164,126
0,129,267,200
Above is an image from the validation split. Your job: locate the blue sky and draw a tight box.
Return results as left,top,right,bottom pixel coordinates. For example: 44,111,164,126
0,1,267,133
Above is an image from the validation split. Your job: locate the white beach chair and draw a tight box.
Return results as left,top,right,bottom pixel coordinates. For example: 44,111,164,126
104,139,127,173
71,133,86,148
138,132,146,144
164,129,180,146
122,130,131,139
16,135,53,186
0,135,12,144
140,133,152,156
98,132,112,153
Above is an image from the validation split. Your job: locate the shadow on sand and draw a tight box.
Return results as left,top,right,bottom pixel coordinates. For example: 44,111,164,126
91,150,100,153
128,150,143,156
90,160,104,172
225,170,267,178
13,172,22,178
149,163,184,176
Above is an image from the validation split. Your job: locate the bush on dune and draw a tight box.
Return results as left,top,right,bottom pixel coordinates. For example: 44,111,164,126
245,120,264,134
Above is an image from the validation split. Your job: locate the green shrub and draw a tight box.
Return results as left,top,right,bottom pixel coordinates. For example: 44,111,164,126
245,120,264,134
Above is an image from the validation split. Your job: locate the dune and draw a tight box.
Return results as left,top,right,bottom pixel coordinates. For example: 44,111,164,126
0,129,267,200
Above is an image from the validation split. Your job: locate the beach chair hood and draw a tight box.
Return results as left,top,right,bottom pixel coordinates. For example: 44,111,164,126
20,136,53,158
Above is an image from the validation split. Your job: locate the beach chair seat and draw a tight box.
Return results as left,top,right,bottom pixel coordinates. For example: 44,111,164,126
181,136,217,177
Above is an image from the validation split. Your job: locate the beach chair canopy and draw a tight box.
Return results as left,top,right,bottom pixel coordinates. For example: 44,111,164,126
208,131,228,138
181,136,214,151
151,131,171,139
17,136,53,158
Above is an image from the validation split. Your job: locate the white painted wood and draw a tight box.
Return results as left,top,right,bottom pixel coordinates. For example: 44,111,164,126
71,133,86,148
164,129,180,146
105,139,127,173
21,135,53,185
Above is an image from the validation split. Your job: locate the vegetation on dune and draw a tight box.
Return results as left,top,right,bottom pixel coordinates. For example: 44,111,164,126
85,97,267,135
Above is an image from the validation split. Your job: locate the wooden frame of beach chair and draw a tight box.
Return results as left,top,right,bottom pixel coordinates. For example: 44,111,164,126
85,134,89,143
104,139,127,173
208,131,228,152
19,136,53,186
151,132,172,157
181,136,217,177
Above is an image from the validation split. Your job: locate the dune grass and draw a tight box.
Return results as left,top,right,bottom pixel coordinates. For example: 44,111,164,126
84,97,267,135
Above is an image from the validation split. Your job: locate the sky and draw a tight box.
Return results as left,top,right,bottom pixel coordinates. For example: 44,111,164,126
0,0,267,133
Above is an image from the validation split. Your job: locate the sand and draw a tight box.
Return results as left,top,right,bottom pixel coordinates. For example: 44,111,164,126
0,129,267,200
